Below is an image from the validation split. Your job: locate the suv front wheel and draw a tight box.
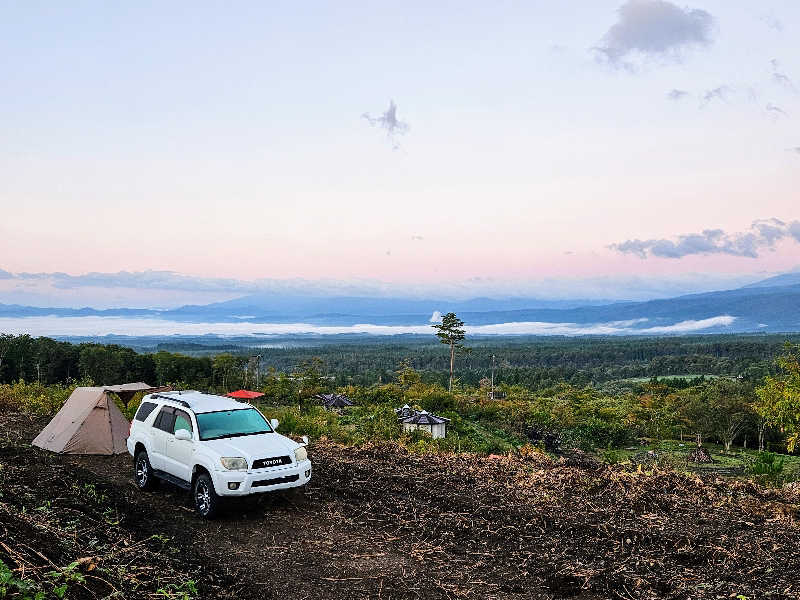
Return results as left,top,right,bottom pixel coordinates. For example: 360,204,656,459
193,473,220,519
134,450,157,491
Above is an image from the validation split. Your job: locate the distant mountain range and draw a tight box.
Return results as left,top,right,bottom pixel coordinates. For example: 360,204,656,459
0,296,621,322
169,294,619,320
743,272,800,288
457,284,800,332
1,274,799,335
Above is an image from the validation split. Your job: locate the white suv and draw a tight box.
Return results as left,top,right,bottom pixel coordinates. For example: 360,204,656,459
127,390,311,518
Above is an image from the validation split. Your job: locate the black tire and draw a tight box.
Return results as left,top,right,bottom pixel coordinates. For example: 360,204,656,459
193,473,220,519
134,450,157,491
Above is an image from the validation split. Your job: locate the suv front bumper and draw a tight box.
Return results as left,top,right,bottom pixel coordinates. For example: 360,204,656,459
212,459,312,496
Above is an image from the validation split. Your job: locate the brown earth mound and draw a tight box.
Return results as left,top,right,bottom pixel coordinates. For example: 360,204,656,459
1,410,799,599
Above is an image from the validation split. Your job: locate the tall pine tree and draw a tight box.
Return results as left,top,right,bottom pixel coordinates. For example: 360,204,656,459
432,312,467,392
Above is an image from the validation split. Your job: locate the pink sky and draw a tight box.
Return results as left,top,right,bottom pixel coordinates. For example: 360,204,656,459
1,1,799,296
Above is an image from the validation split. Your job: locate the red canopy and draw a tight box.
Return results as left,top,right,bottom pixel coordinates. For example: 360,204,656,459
225,390,265,399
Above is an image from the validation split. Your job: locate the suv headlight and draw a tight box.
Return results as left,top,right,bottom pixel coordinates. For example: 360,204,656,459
294,446,308,462
220,457,248,471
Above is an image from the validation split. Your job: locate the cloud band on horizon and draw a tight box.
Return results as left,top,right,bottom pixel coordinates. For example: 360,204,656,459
610,218,800,259
0,314,737,337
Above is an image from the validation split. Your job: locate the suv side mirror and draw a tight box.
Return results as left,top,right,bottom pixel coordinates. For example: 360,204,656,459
270,418,279,431
175,428,192,441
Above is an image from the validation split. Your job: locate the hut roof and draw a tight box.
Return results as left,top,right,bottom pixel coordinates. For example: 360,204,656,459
401,410,450,425
316,393,355,408
395,404,418,419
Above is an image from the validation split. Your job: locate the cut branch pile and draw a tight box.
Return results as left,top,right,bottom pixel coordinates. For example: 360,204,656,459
309,442,800,599
2,409,799,600
686,446,714,464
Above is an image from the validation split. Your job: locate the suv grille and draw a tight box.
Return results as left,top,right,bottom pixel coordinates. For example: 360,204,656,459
252,456,291,469
252,474,299,488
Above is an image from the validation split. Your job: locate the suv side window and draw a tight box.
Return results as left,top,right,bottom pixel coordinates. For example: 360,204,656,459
153,406,176,432
134,401,158,422
173,410,193,434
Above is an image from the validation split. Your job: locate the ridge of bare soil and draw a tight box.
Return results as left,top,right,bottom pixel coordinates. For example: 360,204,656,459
1,409,799,599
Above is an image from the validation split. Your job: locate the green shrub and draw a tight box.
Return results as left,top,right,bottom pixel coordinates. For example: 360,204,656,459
0,381,77,416
262,406,346,441
561,419,634,451
749,451,785,483
340,384,402,406
355,405,402,441
602,444,622,465
402,429,501,455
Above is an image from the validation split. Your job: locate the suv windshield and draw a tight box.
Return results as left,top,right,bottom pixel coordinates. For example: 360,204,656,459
195,408,272,441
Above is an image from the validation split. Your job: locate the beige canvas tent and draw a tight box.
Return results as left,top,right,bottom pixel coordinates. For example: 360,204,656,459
33,383,155,455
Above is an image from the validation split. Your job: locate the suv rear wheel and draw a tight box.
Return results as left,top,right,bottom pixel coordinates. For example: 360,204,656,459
193,473,220,519
134,450,157,490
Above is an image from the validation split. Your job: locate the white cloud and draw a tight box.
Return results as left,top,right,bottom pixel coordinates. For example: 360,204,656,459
606,318,650,327
766,103,788,118
0,269,411,308
667,88,689,101
595,0,714,67
702,85,732,105
465,316,734,335
0,314,736,337
772,73,794,90
10,269,261,293
610,218,800,259
0,267,776,308
761,15,784,32
362,100,409,149
770,59,794,91
636,315,735,333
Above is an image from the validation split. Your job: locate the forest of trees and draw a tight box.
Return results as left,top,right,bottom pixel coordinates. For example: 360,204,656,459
2,332,798,390
1,331,799,454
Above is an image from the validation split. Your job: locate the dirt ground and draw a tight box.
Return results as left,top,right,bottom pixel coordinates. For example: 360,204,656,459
2,409,799,600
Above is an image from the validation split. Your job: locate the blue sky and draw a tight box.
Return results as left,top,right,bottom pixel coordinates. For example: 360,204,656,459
1,1,799,307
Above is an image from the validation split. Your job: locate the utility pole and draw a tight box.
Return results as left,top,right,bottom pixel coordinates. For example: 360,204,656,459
490,354,495,400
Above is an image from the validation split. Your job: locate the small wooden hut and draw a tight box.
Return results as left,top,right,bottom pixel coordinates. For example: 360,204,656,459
400,410,450,439
316,393,355,411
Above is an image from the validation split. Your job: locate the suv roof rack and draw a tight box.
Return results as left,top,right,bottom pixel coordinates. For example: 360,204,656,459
151,393,191,408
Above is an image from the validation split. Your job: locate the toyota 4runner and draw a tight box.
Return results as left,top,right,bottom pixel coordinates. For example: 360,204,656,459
127,390,311,518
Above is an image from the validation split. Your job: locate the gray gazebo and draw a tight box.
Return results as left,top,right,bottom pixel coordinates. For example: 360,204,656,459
316,393,355,411
400,410,450,439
